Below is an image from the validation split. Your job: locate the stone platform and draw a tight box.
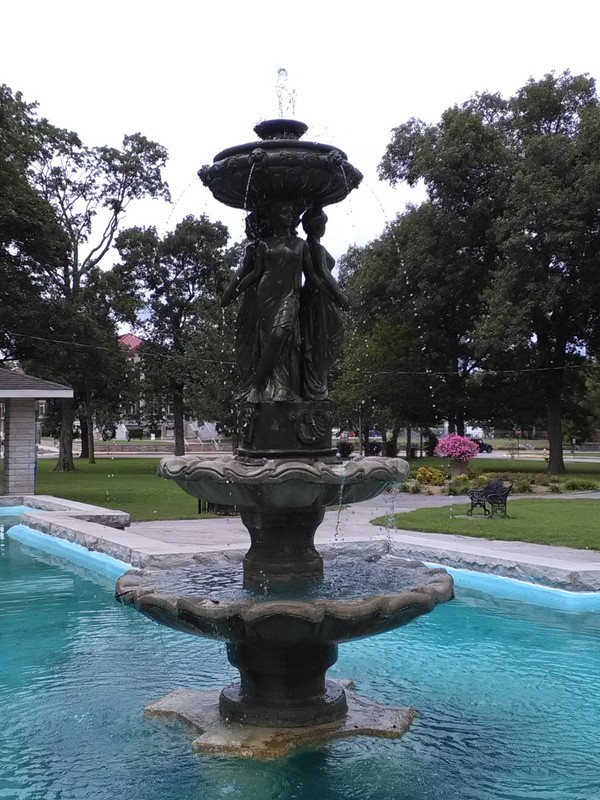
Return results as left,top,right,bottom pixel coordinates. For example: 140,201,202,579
146,682,415,759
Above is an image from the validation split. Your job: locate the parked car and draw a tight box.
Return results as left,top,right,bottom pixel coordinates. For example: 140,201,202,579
471,438,493,453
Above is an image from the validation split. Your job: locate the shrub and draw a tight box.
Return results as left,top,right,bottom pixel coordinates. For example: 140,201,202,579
472,472,496,489
434,434,480,463
409,481,422,494
100,425,116,441
447,474,470,495
549,482,562,493
563,479,599,492
415,466,446,486
512,478,533,493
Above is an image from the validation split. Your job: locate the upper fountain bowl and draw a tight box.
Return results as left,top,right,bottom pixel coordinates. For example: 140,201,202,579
197,119,363,210
158,454,409,509
253,119,308,140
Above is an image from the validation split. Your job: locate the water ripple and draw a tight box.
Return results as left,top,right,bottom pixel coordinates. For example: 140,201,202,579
1,538,600,799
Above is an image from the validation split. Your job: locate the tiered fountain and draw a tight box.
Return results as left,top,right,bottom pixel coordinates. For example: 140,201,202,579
116,119,453,758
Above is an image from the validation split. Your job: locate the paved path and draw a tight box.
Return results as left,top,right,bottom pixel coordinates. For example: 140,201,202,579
15,491,600,591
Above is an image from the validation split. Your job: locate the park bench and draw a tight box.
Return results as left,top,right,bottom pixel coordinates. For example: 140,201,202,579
198,499,238,516
467,480,512,517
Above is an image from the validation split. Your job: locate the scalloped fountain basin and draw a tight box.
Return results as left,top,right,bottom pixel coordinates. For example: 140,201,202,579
158,454,409,509
116,557,453,645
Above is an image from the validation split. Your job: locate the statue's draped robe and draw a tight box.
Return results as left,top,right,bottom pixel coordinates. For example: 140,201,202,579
301,241,342,400
245,236,305,402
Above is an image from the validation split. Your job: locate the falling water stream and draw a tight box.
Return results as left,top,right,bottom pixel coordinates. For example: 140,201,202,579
243,163,256,212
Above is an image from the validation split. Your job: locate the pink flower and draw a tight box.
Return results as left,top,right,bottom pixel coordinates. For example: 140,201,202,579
434,434,479,463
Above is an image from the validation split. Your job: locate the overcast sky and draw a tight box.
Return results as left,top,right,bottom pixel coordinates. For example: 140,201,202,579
3,0,600,258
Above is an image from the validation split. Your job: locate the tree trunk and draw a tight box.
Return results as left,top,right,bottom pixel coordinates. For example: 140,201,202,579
423,428,438,456
386,422,401,457
173,384,185,456
362,425,370,457
87,411,96,464
405,426,412,459
54,398,75,472
546,378,566,474
79,415,89,459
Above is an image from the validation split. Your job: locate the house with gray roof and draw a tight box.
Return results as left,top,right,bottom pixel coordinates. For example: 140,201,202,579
0,369,73,495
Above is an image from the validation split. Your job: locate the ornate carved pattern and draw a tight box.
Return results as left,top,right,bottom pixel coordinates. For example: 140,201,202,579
238,406,259,444
289,408,331,444
197,121,363,211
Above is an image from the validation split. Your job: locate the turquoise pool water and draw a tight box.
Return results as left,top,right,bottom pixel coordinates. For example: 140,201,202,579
1,528,599,800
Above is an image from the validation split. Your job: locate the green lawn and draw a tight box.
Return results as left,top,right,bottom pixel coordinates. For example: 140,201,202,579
372,499,600,550
3,454,600,541
409,456,600,478
29,458,201,522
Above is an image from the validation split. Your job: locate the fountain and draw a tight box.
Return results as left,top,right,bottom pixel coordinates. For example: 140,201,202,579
115,118,454,757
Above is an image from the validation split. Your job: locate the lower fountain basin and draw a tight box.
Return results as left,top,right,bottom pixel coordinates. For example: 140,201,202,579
157,454,409,509
116,556,453,728
115,556,453,646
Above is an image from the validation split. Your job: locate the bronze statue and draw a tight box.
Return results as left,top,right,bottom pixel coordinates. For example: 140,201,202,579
222,214,262,397
224,201,347,403
301,207,346,400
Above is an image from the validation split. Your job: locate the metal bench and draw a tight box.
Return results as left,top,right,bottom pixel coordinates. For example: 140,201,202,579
198,499,238,516
467,480,512,517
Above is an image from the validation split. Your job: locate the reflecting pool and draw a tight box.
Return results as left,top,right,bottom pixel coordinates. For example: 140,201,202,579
1,530,599,800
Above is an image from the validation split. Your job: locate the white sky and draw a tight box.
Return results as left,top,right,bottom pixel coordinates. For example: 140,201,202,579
3,0,600,259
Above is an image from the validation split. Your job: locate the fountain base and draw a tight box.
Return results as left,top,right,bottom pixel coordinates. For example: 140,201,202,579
146,683,415,759
221,641,346,727
220,680,347,727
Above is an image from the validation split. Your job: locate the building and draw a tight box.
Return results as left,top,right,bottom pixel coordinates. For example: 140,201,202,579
0,368,73,494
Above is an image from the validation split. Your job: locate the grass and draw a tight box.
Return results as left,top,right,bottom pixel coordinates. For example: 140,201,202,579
30,458,202,522
372,499,600,550
3,452,600,538
409,456,600,479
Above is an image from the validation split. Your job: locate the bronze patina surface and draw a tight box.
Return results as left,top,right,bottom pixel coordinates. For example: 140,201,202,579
116,119,454,741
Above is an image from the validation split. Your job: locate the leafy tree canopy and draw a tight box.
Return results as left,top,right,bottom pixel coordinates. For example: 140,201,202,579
373,70,600,472
114,215,241,454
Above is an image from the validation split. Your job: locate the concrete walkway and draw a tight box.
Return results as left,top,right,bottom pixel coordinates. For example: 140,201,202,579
12,491,600,592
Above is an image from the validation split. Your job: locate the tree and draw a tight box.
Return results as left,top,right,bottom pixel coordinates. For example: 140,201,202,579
331,314,439,457
0,85,68,358
334,204,492,441
15,288,137,463
16,117,170,470
115,215,239,455
31,127,170,297
380,71,600,473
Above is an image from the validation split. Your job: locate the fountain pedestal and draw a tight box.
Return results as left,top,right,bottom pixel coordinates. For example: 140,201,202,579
241,506,324,586
221,642,346,726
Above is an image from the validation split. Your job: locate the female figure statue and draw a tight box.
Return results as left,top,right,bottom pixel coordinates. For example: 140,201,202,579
222,214,263,396
301,207,347,400
233,201,347,402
